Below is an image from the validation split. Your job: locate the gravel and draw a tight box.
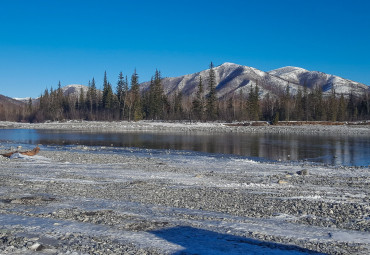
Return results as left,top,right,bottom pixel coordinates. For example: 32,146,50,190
0,122,369,254
0,120,369,135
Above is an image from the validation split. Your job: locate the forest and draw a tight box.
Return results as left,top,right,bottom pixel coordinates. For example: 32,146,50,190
1,63,370,123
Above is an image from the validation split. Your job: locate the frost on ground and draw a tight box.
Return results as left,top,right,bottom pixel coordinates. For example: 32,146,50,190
0,145,369,254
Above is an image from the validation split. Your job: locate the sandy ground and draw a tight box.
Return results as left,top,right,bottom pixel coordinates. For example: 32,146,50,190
0,122,369,254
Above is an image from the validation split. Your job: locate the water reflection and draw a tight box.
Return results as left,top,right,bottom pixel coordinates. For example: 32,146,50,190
0,129,369,166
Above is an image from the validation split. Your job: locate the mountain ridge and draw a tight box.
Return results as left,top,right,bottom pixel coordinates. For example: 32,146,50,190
141,62,368,99
8,63,369,102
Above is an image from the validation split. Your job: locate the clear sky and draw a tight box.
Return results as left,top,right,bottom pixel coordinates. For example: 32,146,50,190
0,0,369,98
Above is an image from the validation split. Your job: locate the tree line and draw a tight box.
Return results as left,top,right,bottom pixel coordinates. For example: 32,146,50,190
2,63,370,123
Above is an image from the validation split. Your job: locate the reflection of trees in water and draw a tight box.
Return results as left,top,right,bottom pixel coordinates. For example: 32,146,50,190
4,129,368,166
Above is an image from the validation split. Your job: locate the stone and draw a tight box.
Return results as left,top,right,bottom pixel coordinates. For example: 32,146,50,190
29,243,44,251
297,169,309,176
278,180,288,184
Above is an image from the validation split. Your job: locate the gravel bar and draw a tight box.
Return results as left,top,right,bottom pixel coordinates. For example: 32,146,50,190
0,122,369,254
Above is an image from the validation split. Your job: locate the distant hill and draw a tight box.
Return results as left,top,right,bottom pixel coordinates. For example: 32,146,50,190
0,94,26,121
13,84,90,104
0,94,25,107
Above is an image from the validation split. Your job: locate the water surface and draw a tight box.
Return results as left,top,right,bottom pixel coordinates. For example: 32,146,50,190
0,129,369,166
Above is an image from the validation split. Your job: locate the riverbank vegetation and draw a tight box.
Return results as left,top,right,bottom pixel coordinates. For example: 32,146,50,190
2,63,370,123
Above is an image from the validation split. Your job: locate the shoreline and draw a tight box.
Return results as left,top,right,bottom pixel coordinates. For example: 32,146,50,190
1,120,370,135
0,146,369,254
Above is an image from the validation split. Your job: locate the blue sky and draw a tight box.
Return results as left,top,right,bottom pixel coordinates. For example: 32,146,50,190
0,0,369,98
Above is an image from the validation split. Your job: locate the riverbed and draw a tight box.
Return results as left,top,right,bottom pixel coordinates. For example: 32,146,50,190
0,122,369,254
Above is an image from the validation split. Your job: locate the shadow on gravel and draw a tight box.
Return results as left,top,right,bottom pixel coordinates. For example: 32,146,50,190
150,226,326,255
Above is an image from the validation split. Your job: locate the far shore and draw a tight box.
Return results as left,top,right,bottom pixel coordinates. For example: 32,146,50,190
0,120,370,135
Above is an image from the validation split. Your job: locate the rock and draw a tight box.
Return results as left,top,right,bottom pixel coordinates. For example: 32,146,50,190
278,180,288,184
297,169,309,176
29,242,44,251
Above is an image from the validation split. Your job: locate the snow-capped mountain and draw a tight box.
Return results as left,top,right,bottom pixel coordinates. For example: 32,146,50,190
141,63,368,99
140,63,302,99
13,84,89,103
61,84,89,98
268,66,368,96
0,94,25,107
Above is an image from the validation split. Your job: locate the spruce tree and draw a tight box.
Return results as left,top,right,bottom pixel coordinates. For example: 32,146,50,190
173,91,183,119
327,86,338,121
130,70,142,121
247,83,260,121
283,85,291,121
102,71,114,110
90,78,98,114
206,62,217,120
294,88,304,120
116,72,125,119
192,76,205,120
78,87,85,112
302,83,310,121
148,70,166,119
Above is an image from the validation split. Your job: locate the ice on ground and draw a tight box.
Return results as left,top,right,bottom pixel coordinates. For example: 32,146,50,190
9,152,50,162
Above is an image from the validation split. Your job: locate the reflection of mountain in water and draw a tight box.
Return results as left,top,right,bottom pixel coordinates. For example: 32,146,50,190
0,129,369,166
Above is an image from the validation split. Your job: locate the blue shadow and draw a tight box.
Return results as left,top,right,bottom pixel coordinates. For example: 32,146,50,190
150,226,326,255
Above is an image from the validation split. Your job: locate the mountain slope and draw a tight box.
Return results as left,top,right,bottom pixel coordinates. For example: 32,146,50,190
141,63,368,99
141,63,302,99
62,84,89,98
268,66,368,96
0,94,26,121
0,94,25,107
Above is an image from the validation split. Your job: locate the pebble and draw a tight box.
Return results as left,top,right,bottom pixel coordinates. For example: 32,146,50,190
0,140,369,255
29,243,43,251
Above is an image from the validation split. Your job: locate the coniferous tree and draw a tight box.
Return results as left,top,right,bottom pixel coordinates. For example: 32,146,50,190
347,92,357,121
336,94,346,121
147,70,166,119
282,85,292,121
78,87,85,110
130,70,142,121
173,91,184,119
311,84,325,120
206,62,217,120
327,86,338,121
238,89,246,120
302,83,310,121
192,76,205,120
116,72,126,119
57,81,63,102
102,71,114,111
86,80,93,117
91,78,98,114
247,84,260,120
294,88,304,120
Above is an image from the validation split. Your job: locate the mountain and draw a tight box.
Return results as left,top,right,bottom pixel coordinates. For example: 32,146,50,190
13,97,39,104
0,94,25,107
0,94,26,121
141,62,300,99
13,84,90,104
61,84,89,98
140,63,368,99
268,66,368,96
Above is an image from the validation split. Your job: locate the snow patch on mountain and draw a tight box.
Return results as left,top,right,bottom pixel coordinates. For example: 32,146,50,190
141,62,304,99
62,84,89,97
268,67,368,96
